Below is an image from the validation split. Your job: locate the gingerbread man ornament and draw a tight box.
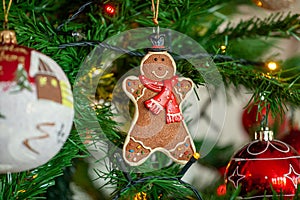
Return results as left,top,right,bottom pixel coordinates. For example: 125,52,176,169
122,35,196,166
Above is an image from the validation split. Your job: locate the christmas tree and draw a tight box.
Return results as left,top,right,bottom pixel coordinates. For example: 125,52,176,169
0,0,300,199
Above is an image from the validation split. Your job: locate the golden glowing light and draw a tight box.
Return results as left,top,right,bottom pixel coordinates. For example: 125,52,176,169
267,61,278,70
256,1,263,7
220,45,226,53
134,192,147,200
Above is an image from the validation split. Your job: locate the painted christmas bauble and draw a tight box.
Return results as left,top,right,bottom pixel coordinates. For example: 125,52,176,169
252,0,295,10
242,103,288,137
0,43,74,173
225,128,300,199
280,129,300,154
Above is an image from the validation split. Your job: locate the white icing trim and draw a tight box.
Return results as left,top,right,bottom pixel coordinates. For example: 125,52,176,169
131,137,153,151
174,78,193,101
174,87,183,101
136,87,146,101
122,76,142,165
169,136,191,152
151,70,169,79
176,77,196,154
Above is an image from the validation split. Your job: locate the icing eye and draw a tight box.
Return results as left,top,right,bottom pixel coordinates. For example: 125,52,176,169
161,58,165,61
154,58,158,61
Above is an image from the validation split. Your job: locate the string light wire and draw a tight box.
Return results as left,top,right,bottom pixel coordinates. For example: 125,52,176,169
56,1,93,31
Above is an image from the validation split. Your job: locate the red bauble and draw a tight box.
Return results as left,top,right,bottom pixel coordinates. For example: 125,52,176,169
225,128,300,199
242,103,288,137
104,4,116,15
280,129,300,154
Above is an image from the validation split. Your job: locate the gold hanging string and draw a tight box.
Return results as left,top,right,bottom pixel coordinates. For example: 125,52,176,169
151,0,159,25
3,0,13,29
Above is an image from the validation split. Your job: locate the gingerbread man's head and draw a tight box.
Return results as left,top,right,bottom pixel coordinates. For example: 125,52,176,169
140,51,176,81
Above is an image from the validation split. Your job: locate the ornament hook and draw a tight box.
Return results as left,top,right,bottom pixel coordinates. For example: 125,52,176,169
2,0,13,29
151,0,159,25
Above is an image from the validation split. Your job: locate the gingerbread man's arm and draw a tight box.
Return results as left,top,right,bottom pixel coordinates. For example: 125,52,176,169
123,76,145,100
173,78,194,103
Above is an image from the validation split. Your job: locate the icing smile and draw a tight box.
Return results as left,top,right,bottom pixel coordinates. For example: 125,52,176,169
152,70,169,78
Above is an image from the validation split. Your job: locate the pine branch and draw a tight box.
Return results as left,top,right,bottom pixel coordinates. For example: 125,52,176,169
217,13,300,40
0,131,86,199
96,161,202,200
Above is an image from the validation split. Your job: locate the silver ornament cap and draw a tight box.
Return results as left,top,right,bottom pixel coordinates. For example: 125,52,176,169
255,126,274,141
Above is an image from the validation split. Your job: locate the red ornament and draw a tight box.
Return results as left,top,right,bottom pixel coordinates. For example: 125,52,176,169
104,4,116,15
242,103,288,137
217,184,227,196
280,129,300,154
225,127,300,199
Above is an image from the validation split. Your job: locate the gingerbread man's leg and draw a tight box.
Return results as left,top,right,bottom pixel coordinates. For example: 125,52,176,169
169,137,194,162
124,138,151,165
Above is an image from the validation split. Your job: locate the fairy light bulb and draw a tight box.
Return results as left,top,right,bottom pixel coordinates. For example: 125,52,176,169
256,0,263,7
217,184,227,196
252,0,295,10
220,45,226,53
104,4,116,15
267,61,278,71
